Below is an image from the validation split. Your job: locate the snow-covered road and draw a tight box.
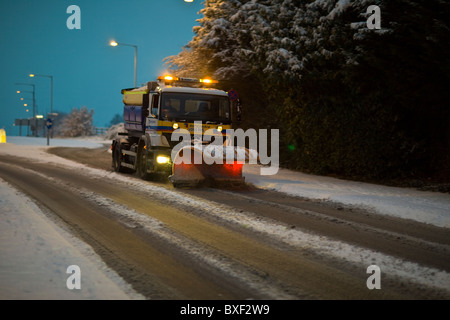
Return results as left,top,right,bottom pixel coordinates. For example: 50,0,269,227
0,136,449,300
4,135,450,228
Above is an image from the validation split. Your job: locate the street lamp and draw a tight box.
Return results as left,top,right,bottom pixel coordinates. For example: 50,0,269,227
17,92,33,112
15,83,38,136
109,40,138,88
29,74,53,114
15,83,36,117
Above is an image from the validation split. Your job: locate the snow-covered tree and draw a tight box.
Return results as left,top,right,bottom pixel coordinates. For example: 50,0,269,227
104,122,125,140
165,0,246,79
165,0,450,181
59,106,94,137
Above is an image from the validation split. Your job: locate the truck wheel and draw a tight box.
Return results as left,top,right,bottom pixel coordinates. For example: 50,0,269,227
137,147,152,180
112,142,127,173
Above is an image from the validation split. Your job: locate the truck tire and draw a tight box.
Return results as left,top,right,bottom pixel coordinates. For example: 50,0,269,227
136,147,152,180
112,141,128,173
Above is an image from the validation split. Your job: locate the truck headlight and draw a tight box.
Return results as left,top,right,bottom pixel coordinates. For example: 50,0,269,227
156,155,171,164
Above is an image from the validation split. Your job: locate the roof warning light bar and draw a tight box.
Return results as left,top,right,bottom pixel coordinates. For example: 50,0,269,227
157,75,219,86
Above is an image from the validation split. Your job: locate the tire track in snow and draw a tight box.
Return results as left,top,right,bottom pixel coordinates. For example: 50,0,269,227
3,159,450,296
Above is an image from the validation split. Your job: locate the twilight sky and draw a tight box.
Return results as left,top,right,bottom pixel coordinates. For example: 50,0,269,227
0,0,203,134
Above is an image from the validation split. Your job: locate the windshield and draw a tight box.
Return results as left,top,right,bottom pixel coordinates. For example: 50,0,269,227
160,93,231,123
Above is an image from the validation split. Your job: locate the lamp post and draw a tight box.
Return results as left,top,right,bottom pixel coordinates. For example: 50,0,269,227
29,74,53,114
15,83,36,117
19,97,33,113
15,83,38,136
110,40,138,88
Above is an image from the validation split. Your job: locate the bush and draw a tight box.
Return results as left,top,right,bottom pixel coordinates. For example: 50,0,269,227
59,107,94,137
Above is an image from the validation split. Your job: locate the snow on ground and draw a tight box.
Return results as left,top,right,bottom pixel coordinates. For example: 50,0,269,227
0,136,140,299
244,166,450,228
1,136,449,298
5,135,110,149
1,135,449,229
0,178,143,300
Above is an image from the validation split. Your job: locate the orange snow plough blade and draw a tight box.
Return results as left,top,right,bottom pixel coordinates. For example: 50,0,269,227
169,146,247,188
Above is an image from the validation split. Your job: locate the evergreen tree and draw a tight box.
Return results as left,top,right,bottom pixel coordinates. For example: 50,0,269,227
109,113,123,126
165,0,450,182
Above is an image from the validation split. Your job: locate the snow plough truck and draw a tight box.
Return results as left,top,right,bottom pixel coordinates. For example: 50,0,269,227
111,75,251,187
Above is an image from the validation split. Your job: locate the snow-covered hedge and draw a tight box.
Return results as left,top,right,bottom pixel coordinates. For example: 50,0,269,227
104,123,126,140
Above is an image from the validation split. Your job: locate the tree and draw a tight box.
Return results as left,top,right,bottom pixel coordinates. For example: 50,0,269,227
165,0,450,182
50,110,68,136
108,113,123,126
59,106,94,137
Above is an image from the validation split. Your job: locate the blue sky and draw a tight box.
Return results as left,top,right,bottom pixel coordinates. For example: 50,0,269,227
0,0,203,134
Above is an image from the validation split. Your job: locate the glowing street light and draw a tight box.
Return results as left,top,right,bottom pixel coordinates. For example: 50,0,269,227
109,39,138,88
17,93,33,116
15,83,36,118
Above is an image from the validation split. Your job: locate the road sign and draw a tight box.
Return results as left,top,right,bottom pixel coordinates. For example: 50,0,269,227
228,89,238,101
46,118,53,129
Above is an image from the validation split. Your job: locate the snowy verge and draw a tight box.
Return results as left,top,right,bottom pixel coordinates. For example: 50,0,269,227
244,165,450,229
0,177,144,300
3,136,111,149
